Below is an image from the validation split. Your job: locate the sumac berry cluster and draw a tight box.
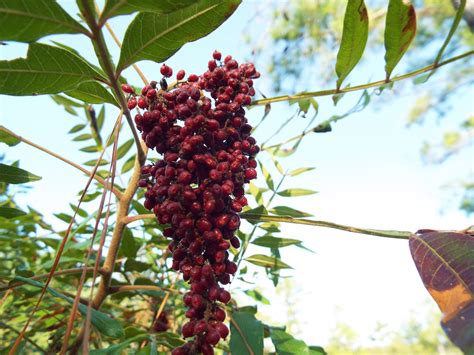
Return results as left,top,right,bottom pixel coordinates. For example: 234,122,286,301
125,51,260,354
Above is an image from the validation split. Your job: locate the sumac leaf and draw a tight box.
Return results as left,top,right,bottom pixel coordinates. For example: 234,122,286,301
14,276,124,339
288,167,315,177
66,81,118,106
245,254,292,270
0,126,20,146
101,0,196,20
0,206,27,219
252,236,302,248
277,189,317,197
0,163,41,184
0,43,103,96
269,206,313,218
335,0,369,89
409,231,474,353
0,0,87,42
230,311,264,355
384,0,417,79
117,138,134,159
118,0,241,71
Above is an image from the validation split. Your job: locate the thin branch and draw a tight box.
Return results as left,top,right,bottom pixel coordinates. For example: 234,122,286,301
9,116,121,355
0,268,106,292
123,213,412,239
109,285,181,295
80,0,146,165
0,125,122,199
241,214,413,239
123,214,155,224
250,50,474,106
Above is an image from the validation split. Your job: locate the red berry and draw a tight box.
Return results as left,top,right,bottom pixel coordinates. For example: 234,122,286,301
121,84,135,94
177,69,185,80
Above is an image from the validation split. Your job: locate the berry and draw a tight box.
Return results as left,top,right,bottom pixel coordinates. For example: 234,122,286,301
121,84,135,94
161,63,173,77
137,51,260,353
177,69,186,80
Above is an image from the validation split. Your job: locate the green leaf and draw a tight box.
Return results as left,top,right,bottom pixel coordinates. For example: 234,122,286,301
309,346,327,354
0,207,27,219
121,155,136,174
244,289,270,305
259,161,274,191
90,334,149,355
80,145,100,153
409,231,474,354
271,328,325,355
0,126,20,146
124,259,151,272
73,133,94,142
288,167,315,177
269,206,313,218
240,205,268,225
68,124,86,134
120,227,139,258
66,81,118,106
245,254,292,269
14,276,124,339
0,43,103,96
83,159,109,167
54,213,73,223
277,189,317,197
252,236,302,248
69,203,88,218
247,182,266,205
117,138,134,159
101,0,196,20
230,312,264,355
0,0,87,42
335,0,369,89
117,0,241,71
0,163,41,184
51,94,83,115
384,0,417,79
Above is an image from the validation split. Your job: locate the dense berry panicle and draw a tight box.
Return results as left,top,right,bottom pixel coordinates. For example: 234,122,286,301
126,52,260,354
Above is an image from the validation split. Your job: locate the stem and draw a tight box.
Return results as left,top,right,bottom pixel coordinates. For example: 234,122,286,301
0,268,106,292
79,0,146,166
0,125,122,198
109,285,181,295
250,50,474,106
92,153,145,309
241,214,413,239
125,213,412,239
123,213,155,224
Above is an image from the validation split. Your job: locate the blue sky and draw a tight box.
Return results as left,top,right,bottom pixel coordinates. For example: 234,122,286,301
1,0,473,348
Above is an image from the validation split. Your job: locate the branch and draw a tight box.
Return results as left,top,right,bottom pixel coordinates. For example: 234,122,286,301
250,50,474,106
0,267,106,292
79,0,146,166
0,125,122,199
241,213,413,239
124,213,413,239
109,285,181,295
123,213,155,224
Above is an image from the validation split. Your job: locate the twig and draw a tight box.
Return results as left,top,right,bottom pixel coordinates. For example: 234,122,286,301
0,125,122,199
241,213,413,239
250,50,474,106
0,267,106,292
109,285,181,295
